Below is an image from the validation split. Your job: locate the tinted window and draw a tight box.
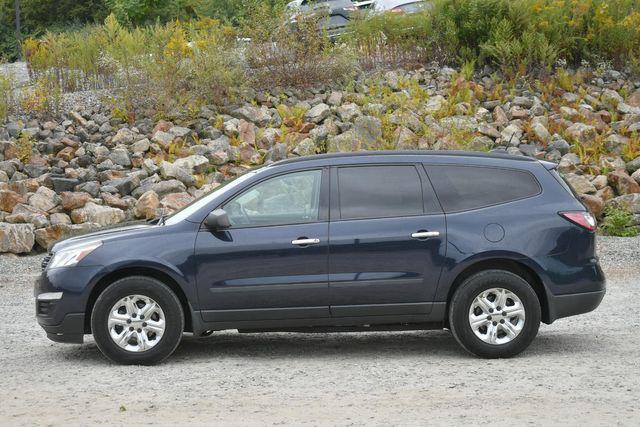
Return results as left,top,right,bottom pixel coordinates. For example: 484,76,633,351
426,165,540,212
224,170,322,227
338,165,423,220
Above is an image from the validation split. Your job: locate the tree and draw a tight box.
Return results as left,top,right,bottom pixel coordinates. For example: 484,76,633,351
14,0,21,59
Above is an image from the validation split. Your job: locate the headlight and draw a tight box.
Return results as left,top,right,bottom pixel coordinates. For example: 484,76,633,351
48,241,102,269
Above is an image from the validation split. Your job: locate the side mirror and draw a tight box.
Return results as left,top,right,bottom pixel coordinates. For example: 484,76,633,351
205,209,231,230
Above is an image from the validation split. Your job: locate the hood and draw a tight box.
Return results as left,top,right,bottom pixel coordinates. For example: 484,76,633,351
51,224,156,253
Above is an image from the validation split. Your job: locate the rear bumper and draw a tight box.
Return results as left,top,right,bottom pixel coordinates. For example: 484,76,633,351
545,289,605,324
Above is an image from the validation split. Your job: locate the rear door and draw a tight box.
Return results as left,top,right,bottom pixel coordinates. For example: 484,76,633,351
328,163,447,318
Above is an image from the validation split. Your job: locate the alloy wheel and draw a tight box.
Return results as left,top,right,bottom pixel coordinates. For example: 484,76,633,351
107,295,166,352
468,288,526,345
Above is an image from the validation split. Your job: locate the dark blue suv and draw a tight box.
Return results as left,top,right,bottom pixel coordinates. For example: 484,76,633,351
35,151,605,364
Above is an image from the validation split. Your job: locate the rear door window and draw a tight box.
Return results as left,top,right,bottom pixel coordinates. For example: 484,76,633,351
337,165,424,220
425,165,541,213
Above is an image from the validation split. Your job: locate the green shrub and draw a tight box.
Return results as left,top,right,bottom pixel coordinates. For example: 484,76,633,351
344,9,457,69
481,20,560,75
600,205,639,237
245,8,358,88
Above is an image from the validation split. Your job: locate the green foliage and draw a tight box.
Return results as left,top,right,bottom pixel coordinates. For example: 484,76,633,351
344,8,457,69
600,205,639,237
15,131,34,163
481,20,560,76
0,0,109,60
245,7,358,88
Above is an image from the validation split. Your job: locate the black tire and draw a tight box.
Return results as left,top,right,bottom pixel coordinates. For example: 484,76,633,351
91,276,184,365
448,270,541,359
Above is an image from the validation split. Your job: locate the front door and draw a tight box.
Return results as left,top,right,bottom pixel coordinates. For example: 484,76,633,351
328,164,447,317
194,168,330,323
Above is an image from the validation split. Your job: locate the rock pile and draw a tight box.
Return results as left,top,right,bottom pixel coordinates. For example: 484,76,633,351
1,65,639,253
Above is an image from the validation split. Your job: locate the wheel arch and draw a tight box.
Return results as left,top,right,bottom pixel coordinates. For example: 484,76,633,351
84,267,193,334
445,258,550,325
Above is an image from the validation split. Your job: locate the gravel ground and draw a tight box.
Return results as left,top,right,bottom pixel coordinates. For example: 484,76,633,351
0,236,639,426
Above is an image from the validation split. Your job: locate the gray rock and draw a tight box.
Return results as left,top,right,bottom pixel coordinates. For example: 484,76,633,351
172,155,209,174
602,89,623,106
566,123,597,143
305,103,330,124
169,126,191,138
111,128,136,145
440,116,478,132
109,148,131,167
70,202,125,226
550,136,571,155
76,181,101,197
151,130,175,148
626,156,640,173
353,116,383,147
327,91,343,106
563,173,597,194
131,138,150,153
108,175,140,196
233,105,271,126
532,122,551,144
501,124,523,146
513,96,534,108
0,222,35,253
337,103,361,122
29,187,60,212
293,139,317,157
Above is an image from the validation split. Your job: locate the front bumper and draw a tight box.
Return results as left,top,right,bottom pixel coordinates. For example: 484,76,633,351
39,312,85,344
35,265,102,344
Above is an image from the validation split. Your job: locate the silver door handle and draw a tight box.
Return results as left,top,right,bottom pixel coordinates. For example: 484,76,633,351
411,231,440,239
292,238,320,246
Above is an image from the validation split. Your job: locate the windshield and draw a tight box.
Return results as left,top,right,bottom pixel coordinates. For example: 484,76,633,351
164,169,261,226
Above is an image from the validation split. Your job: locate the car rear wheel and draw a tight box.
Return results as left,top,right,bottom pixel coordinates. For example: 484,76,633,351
448,270,541,358
91,276,184,365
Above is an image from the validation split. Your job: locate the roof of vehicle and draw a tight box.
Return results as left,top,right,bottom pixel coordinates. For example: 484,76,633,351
272,150,538,166
373,0,426,11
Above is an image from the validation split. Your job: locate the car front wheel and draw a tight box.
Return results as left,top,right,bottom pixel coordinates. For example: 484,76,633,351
91,276,184,365
448,270,541,358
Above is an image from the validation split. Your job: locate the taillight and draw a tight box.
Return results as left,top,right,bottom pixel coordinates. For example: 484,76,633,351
390,8,406,14
559,211,596,231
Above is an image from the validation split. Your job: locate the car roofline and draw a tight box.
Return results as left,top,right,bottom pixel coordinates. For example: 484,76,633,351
271,150,538,167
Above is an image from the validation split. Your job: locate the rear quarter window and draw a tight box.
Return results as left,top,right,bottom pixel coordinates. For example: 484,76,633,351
425,165,541,213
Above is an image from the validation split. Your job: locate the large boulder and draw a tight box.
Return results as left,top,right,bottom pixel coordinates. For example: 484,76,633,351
70,202,125,226
566,123,597,144
0,223,35,253
304,103,330,124
160,192,194,212
34,223,100,251
134,190,160,219
111,128,136,145
172,155,209,174
60,191,91,211
353,116,382,147
563,173,597,194
28,187,60,212
0,190,25,213
608,171,640,195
